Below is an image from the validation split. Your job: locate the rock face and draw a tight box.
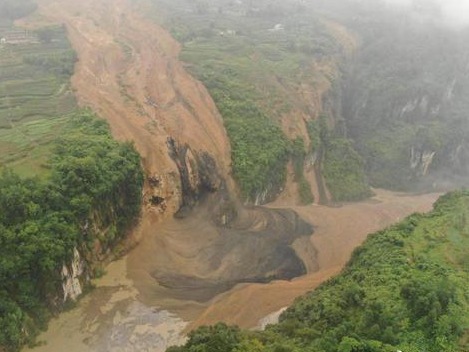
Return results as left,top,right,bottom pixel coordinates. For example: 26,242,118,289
167,137,222,217
410,147,436,177
339,5,469,191
62,248,85,302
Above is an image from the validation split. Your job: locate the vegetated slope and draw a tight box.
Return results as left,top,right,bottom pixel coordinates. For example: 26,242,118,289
169,190,469,352
147,0,469,199
0,111,143,352
0,7,76,177
1,4,143,351
332,0,469,191
140,0,371,203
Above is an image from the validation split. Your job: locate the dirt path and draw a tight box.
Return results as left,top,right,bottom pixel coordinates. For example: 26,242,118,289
22,1,443,351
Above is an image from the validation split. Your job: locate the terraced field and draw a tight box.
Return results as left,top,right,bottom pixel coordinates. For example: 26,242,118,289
0,25,76,176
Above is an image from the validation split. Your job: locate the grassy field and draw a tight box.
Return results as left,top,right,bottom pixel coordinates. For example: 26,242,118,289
0,24,76,177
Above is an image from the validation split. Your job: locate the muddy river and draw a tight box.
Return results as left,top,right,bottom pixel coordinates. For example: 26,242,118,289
25,189,440,352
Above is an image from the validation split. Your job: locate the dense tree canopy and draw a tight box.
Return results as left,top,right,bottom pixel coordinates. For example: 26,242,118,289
0,111,143,351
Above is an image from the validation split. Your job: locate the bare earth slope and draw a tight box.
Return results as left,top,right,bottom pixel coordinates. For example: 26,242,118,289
23,1,442,351
36,0,232,218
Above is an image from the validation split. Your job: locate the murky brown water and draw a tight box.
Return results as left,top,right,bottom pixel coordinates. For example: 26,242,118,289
25,259,187,352
24,190,440,352
127,199,312,307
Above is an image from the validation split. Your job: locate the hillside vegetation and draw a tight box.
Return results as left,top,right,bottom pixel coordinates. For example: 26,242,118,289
0,111,143,351
140,0,370,203
0,5,144,351
333,0,469,191
168,190,469,352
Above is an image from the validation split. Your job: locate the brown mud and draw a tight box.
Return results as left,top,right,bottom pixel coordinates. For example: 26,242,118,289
127,197,312,305
24,190,439,352
188,189,440,329
20,0,443,351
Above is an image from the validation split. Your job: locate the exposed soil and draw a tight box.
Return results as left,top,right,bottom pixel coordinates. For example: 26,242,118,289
34,0,233,221
22,1,443,351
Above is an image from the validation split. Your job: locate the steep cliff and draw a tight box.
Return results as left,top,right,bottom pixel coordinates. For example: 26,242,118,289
0,112,143,351
338,0,469,191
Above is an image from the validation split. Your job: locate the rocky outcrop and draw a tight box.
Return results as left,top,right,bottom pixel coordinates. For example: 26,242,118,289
166,137,222,217
61,248,85,302
410,147,436,177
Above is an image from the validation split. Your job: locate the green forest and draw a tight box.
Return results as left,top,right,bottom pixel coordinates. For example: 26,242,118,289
169,190,469,352
0,111,143,351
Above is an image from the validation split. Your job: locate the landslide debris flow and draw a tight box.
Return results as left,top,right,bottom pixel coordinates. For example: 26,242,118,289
36,0,315,305
21,2,445,351
129,199,313,303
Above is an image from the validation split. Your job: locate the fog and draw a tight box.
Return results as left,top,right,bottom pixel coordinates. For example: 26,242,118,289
441,0,469,26
384,0,469,27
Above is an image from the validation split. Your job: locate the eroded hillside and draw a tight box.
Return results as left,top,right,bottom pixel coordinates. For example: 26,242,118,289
140,0,370,204
35,0,232,218
2,0,461,351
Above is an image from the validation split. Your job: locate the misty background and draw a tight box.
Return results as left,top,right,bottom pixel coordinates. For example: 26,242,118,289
383,0,469,27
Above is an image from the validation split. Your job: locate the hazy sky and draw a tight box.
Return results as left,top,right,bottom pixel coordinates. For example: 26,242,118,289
442,0,469,26
385,0,469,27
